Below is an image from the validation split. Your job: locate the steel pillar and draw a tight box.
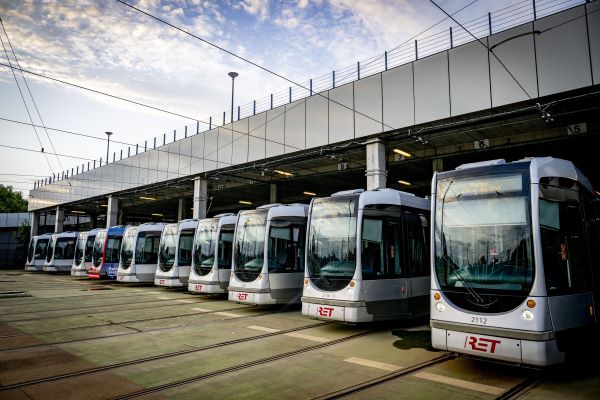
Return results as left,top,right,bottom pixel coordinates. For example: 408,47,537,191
365,138,387,190
54,207,64,233
106,196,118,228
193,178,208,219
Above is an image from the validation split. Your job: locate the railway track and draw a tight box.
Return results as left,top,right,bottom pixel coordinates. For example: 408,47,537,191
109,328,376,400
0,320,333,391
0,296,221,322
0,305,296,350
0,291,148,306
311,354,455,399
495,374,543,400
0,303,283,340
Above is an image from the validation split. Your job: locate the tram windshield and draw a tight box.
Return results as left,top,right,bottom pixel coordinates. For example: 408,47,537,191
34,238,49,260
46,238,56,262
217,225,234,269
267,219,305,273
435,170,534,311
307,196,358,291
194,220,218,275
159,226,178,270
135,230,161,265
27,239,35,263
74,236,86,265
92,231,107,267
234,211,267,282
120,228,137,268
84,235,96,262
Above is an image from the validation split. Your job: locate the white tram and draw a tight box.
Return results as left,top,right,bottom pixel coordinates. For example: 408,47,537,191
25,235,40,271
228,203,308,305
117,223,166,283
154,219,198,287
26,234,51,271
43,231,78,272
71,228,101,277
188,213,237,294
430,157,600,366
302,189,430,323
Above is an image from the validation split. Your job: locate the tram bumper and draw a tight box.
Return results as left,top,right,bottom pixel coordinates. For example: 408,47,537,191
71,269,88,277
301,297,372,323
155,275,185,287
228,287,278,305
188,279,227,294
431,321,564,366
117,272,141,283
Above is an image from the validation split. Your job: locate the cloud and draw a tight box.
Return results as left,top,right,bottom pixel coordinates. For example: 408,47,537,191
238,0,270,21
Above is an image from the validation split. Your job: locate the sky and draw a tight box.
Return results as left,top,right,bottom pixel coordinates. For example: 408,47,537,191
0,0,560,199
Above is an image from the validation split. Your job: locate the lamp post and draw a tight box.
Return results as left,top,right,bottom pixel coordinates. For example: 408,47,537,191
228,72,238,123
105,131,113,164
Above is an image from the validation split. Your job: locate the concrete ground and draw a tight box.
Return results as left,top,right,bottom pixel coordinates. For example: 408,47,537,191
0,270,598,399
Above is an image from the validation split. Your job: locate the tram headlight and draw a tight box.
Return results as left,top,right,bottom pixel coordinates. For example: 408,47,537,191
521,309,534,321
435,302,445,312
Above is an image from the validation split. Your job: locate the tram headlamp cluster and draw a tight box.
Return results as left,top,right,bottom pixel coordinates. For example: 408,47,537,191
522,310,534,321
435,302,445,312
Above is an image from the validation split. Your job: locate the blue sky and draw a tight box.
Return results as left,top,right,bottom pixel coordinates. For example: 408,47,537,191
0,0,570,198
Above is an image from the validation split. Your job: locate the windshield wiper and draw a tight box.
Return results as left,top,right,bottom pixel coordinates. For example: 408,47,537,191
442,253,496,307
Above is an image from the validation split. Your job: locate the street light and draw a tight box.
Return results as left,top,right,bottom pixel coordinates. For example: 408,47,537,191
228,72,238,123
105,131,113,164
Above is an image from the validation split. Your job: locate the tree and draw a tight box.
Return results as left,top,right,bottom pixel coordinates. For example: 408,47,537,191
0,185,28,213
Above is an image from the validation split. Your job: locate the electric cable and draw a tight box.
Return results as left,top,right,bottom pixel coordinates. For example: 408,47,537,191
0,32,54,174
0,17,64,171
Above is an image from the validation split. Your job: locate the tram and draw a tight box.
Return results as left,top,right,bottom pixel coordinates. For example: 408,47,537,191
430,157,600,366
117,222,166,283
71,228,101,277
154,219,198,287
25,235,40,271
27,233,51,271
228,203,308,305
43,231,78,272
188,213,237,294
302,189,430,323
88,226,125,279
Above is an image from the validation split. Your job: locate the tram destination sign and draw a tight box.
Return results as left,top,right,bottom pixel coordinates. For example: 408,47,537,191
439,174,522,199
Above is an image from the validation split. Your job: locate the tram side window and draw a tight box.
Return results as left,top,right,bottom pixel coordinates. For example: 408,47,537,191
178,232,195,266
405,212,429,277
361,217,403,279
267,223,305,273
540,189,592,294
362,218,384,279
106,237,122,263
583,194,600,290
143,236,160,264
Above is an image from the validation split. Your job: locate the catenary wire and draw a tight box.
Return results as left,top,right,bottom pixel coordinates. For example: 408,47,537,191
0,17,65,171
0,32,54,174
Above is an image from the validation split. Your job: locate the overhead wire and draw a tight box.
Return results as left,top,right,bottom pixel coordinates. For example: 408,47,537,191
428,0,532,100
115,0,396,132
0,29,55,174
0,17,64,171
